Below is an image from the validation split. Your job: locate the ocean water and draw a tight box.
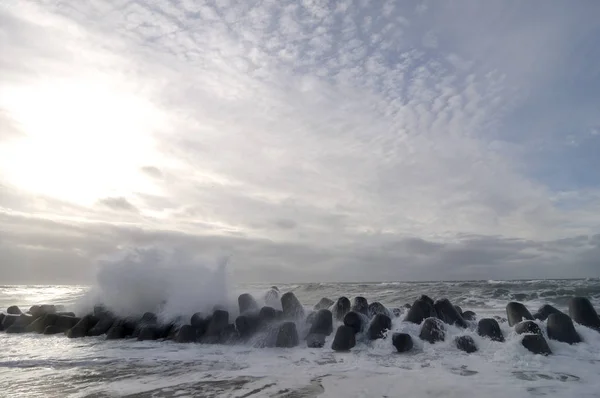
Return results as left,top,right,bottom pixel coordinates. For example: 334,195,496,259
2,279,600,398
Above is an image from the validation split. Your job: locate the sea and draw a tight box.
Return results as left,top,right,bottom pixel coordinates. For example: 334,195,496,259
2,278,600,398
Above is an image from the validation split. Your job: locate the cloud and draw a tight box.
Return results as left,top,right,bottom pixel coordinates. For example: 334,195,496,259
0,212,598,284
0,110,23,141
140,166,163,179
96,197,139,213
0,1,599,282
274,219,297,230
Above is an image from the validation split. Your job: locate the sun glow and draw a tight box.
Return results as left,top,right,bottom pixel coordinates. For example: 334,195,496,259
0,77,165,205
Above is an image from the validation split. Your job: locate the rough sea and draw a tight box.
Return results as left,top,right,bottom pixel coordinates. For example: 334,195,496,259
2,278,600,398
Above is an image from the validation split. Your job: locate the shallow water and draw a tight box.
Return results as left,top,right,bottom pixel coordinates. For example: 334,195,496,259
2,279,600,397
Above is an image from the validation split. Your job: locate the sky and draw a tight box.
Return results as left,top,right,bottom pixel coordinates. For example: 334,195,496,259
0,0,599,284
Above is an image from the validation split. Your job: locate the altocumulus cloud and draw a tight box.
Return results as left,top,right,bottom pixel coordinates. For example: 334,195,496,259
0,0,599,283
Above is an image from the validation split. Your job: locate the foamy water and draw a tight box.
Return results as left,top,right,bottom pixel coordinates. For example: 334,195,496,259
2,278,600,398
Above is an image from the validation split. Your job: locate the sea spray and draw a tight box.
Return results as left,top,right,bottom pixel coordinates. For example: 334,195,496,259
74,247,236,322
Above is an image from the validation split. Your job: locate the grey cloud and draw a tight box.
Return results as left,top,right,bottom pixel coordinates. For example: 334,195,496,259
438,244,529,269
0,184,96,216
274,219,297,230
1,212,598,284
97,197,139,213
160,182,352,240
550,235,591,248
0,243,96,284
140,166,163,179
0,213,115,254
576,245,600,272
135,193,176,211
385,237,446,255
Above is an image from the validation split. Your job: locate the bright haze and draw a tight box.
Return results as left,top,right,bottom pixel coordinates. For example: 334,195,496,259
0,1,599,284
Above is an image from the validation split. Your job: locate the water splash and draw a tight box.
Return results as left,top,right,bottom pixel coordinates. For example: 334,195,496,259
74,247,234,321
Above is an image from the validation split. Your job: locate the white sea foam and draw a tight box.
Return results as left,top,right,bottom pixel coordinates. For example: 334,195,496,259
1,309,600,397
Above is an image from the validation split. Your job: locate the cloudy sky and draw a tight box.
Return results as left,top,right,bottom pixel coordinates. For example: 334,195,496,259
0,0,599,284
